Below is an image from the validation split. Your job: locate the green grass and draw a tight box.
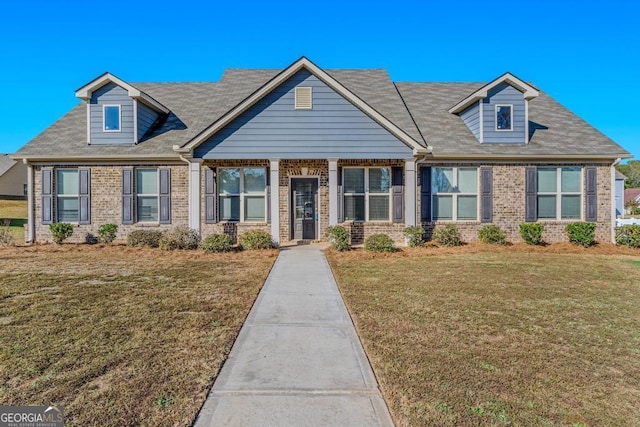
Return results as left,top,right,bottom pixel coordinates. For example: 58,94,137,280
0,245,277,426
327,245,640,427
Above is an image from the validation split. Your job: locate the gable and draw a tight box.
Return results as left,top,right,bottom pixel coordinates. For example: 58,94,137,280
89,83,135,144
481,82,527,144
194,69,414,159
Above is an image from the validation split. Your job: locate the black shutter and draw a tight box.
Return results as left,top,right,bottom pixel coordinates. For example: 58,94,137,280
525,167,537,222
122,168,134,225
585,166,597,222
480,167,493,223
41,168,53,225
159,168,171,224
266,167,271,224
78,168,91,225
337,167,343,223
205,167,217,224
392,167,404,223
420,167,431,222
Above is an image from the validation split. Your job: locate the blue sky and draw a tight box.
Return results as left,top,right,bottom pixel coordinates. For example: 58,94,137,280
1,0,638,160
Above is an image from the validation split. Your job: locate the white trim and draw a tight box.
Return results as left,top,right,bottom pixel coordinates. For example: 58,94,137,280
217,166,268,222
478,99,484,143
176,57,428,155
102,104,121,132
86,102,91,144
55,168,80,223
404,159,416,227
295,86,313,109
524,100,529,144
188,160,202,231
26,163,33,243
288,175,321,240
135,168,160,223
495,104,513,132
431,167,479,221
611,163,616,243
449,72,539,114
536,167,583,221
132,99,139,144
342,166,393,222
270,159,280,244
328,159,338,225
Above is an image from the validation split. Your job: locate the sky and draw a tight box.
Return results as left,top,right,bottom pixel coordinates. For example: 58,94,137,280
0,0,638,161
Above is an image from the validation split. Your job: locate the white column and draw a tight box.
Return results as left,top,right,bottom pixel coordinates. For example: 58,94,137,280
26,162,33,244
611,164,617,243
328,158,338,226
404,159,417,227
270,159,280,245
189,160,202,231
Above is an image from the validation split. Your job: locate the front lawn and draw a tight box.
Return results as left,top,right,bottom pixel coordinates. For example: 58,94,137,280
0,245,277,426
327,244,640,426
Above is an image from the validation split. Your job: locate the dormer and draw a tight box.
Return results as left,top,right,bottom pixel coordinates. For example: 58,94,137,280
75,73,169,145
449,72,539,144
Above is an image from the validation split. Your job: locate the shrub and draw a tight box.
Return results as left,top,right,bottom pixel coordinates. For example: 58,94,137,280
364,234,395,252
566,222,596,247
49,223,74,244
404,226,425,247
98,223,118,244
127,230,164,248
200,233,233,253
432,225,463,246
519,223,545,245
478,224,507,245
238,230,274,250
159,226,200,250
0,228,14,246
327,225,350,251
616,225,640,248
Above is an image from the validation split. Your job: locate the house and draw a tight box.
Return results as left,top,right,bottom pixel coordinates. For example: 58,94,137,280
615,170,626,217
624,188,640,215
12,57,631,245
0,154,27,199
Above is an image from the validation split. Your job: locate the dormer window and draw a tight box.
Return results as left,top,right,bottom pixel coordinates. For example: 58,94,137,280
495,105,512,131
103,105,121,132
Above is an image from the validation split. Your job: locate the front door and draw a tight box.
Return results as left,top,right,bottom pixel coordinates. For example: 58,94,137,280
291,178,318,240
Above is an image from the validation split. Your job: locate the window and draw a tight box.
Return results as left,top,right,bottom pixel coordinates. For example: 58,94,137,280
432,167,478,220
136,169,158,222
537,167,581,220
218,167,266,221
343,167,391,221
295,87,312,109
57,169,79,222
495,105,512,131
103,105,121,131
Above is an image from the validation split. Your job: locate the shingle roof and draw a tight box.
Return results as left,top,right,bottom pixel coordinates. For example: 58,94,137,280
15,67,629,160
616,170,627,180
625,188,640,204
0,154,17,176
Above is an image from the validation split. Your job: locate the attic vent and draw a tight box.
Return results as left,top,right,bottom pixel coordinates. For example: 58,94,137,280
295,87,312,109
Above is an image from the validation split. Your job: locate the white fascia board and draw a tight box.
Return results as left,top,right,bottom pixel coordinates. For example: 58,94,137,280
179,57,426,155
449,72,540,114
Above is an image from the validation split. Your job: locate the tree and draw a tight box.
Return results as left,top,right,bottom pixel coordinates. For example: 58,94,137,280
616,161,640,189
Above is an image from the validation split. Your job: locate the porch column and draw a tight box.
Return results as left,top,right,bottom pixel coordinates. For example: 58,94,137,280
26,161,33,244
404,159,417,227
270,159,280,245
328,158,338,226
188,159,202,231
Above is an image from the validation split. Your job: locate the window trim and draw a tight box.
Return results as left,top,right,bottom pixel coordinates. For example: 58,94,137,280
56,168,79,223
342,167,392,222
136,168,159,223
495,104,513,132
536,167,583,221
218,167,267,222
103,104,122,132
431,167,479,221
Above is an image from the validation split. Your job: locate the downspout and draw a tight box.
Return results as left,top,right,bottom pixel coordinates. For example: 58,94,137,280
612,158,622,243
179,155,199,232
23,159,34,244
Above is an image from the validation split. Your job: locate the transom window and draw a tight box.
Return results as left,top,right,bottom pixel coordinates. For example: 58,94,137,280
343,167,391,221
537,167,582,220
432,167,478,220
219,167,266,222
57,169,79,222
103,105,121,131
136,169,159,222
495,105,512,131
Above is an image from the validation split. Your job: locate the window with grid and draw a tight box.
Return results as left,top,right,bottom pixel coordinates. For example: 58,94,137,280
218,167,266,221
343,167,391,221
136,169,159,222
56,169,79,222
432,167,478,221
537,167,581,220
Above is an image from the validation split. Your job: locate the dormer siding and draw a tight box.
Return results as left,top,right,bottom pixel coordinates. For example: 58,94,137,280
89,83,135,144
481,83,526,144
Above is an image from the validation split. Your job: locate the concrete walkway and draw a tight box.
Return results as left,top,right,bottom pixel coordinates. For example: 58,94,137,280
194,244,394,427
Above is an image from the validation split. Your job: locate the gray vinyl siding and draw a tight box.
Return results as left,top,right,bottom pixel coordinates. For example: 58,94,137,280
481,83,526,144
460,102,480,140
195,69,413,159
137,102,159,141
615,178,624,217
89,82,135,144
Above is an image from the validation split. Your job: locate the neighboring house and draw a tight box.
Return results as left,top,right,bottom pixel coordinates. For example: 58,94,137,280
615,170,626,217
12,57,631,244
0,154,27,199
624,188,640,215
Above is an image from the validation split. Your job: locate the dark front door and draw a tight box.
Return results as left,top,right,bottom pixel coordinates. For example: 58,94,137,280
291,178,318,240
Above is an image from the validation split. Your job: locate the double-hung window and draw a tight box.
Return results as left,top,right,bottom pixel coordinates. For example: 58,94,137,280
57,169,79,222
136,169,159,222
432,167,478,220
343,167,391,221
537,167,581,220
218,167,266,221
